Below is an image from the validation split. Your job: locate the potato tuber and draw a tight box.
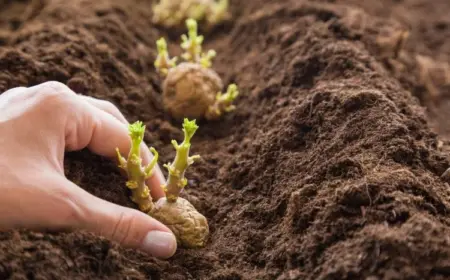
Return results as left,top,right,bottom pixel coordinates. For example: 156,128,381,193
163,62,223,119
154,18,239,121
150,196,209,248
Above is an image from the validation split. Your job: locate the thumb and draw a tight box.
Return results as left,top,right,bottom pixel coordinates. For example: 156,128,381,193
65,180,178,259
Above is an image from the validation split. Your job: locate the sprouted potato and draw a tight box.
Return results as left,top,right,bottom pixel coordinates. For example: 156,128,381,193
154,18,239,121
116,119,209,248
152,0,230,28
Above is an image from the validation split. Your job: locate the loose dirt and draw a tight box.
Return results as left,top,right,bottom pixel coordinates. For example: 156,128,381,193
1,0,450,279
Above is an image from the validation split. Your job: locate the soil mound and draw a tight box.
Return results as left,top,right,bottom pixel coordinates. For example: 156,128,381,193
1,0,450,279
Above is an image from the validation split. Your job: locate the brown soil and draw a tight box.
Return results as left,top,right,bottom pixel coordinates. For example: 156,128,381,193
1,0,450,279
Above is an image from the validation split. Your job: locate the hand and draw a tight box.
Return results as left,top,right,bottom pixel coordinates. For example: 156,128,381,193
0,82,177,259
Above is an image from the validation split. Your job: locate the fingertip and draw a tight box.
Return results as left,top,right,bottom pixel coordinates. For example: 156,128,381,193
142,230,178,259
76,189,176,258
127,209,177,258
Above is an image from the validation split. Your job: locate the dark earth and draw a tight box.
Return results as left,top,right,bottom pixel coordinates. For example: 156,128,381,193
1,0,450,279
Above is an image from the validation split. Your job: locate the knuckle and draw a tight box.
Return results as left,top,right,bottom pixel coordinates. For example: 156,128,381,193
100,100,119,113
40,81,72,95
98,100,126,122
103,101,123,118
36,81,76,107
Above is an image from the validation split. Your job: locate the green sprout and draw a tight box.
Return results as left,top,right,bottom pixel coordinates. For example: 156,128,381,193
162,118,201,202
154,19,216,71
154,38,178,76
181,18,216,68
181,19,203,63
116,121,159,212
200,49,217,68
205,84,239,120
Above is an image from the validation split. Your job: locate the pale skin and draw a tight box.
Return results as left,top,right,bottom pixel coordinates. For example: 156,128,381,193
0,81,177,259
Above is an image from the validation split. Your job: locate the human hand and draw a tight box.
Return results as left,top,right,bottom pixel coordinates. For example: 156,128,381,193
0,82,177,259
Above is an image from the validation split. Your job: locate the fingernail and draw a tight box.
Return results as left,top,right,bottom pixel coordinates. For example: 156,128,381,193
142,231,177,259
